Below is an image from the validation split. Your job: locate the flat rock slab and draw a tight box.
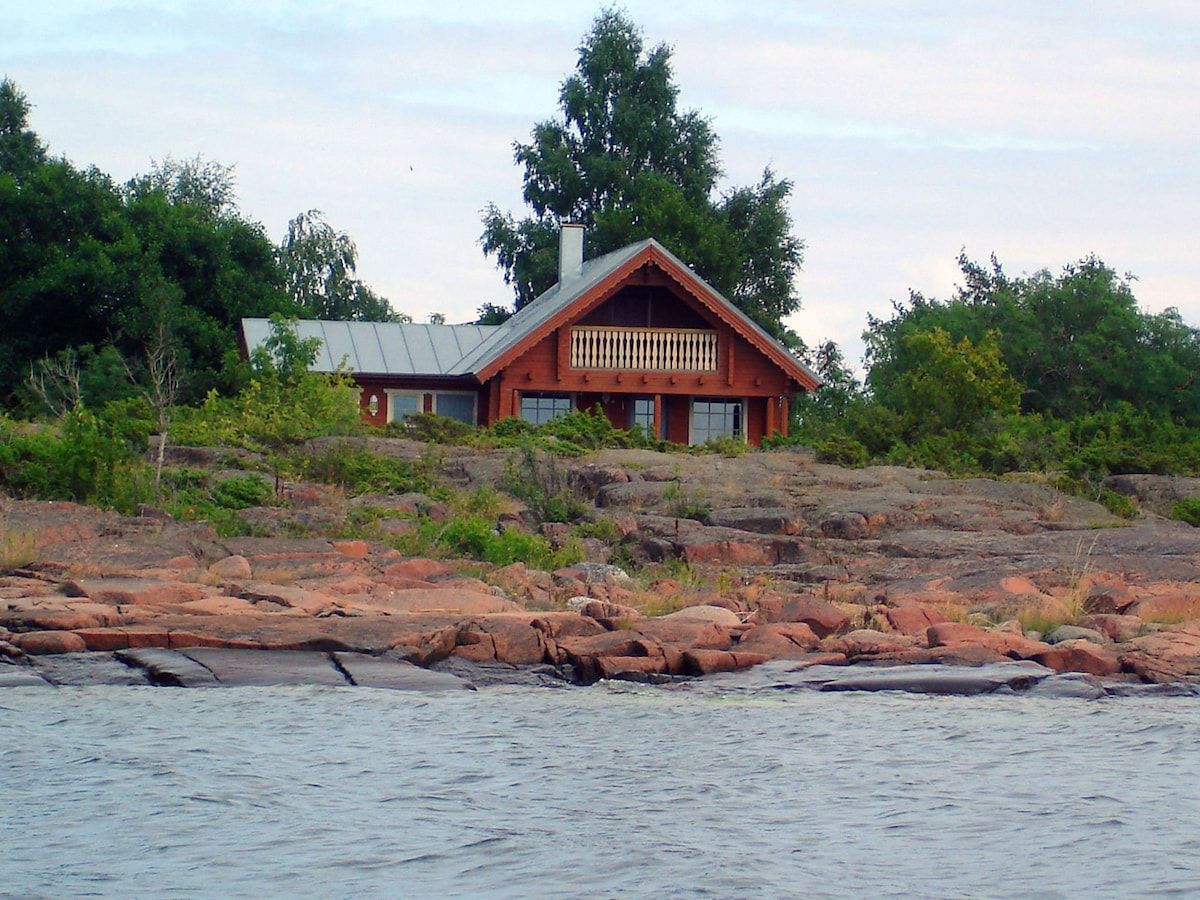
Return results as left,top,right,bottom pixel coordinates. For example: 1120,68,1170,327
690,659,1058,696
32,652,150,686
332,652,473,690
179,648,348,687
117,648,220,687
0,667,50,687
814,662,1051,695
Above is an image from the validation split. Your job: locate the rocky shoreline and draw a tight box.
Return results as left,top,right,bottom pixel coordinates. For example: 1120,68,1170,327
4,443,1200,694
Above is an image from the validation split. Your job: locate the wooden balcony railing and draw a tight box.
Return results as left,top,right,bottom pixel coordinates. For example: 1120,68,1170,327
570,326,718,372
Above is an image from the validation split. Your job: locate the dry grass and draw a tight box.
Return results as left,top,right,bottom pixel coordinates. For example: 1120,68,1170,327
250,566,296,584
0,528,38,573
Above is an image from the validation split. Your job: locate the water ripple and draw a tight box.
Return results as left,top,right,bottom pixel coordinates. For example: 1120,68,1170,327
2,685,1200,897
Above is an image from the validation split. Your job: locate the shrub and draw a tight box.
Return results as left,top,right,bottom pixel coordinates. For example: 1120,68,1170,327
282,444,432,496
398,514,582,569
210,475,274,510
1170,498,1200,527
500,446,588,523
171,372,362,451
0,407,153,512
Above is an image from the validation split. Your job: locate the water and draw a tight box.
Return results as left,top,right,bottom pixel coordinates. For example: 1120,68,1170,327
4,678,1200,898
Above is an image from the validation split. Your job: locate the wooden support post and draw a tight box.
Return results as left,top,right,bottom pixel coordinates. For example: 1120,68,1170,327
780,396,789,438
555,328,568,382
653,393,663,441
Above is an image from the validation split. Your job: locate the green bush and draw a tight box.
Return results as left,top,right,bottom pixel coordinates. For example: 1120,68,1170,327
281,444,432,496
0,407,153,512
1170,498,1200,527
387,412,480,444
172,372,362,451
210,474,274,510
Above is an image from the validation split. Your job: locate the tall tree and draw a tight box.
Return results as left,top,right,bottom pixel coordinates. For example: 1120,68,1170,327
0,77,47,181
279,210,400,321
481,9,804,342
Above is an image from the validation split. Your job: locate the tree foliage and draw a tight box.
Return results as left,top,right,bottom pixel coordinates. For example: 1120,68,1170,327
865,253,1200,425
278,209,400,321
0,79,295,408
481,9,804,342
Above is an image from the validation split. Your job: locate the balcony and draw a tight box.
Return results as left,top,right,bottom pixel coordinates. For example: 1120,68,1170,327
570,326,718,372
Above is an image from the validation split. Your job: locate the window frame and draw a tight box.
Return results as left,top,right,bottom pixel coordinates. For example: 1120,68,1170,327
689,397,744,444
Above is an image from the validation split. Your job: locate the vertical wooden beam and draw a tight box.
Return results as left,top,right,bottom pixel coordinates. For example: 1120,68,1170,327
556,328,568,382
765,394,777,438
511,389,521,420
653,393,663,440
780,396,789,438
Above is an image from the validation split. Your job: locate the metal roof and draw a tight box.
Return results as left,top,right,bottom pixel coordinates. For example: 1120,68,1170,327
240,319,498,376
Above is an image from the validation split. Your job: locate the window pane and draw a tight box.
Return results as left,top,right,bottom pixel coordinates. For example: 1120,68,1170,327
691,399,742,443
434,393,475,424
633,397,655,434
390,393,420,421
520,394,571,425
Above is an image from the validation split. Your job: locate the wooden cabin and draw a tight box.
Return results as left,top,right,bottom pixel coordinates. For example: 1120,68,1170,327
242,225,820,446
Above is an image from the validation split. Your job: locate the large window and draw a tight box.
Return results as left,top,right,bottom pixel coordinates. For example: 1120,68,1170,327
432,392,476,425
691,399,743,443
387,390,476,425
520,393,572,425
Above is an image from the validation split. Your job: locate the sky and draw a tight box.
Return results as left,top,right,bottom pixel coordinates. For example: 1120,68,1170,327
5,1,1199,373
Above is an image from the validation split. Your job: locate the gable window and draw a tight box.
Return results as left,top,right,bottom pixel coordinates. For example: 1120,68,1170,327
691,398,743,444
520,393,572,425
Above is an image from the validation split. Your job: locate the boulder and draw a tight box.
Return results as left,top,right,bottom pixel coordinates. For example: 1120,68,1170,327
209,555,252,580
454,616,547,666
735,622,819,657
1078,614,1144,643
1032,640,1123,677
658,604,743,627
820,629,917,658
764,596,852,638
1044,624,1109,645
885,605,949,635
635,619,732,652
683,649,771,676
15,631,87,654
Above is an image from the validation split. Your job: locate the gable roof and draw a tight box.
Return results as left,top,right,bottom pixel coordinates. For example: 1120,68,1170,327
241,237,820,390
466,238,821,390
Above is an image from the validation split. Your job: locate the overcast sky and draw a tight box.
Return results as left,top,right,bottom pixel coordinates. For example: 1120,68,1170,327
6,1,1199,371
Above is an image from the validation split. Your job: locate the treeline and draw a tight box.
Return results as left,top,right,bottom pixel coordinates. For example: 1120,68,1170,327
0,78,395,412
789,253,1200,489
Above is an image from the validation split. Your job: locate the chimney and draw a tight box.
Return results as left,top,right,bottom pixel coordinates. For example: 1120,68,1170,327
558,222,585,285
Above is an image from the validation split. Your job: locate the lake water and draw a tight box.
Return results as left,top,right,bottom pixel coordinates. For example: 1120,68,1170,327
4,672,1200,899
